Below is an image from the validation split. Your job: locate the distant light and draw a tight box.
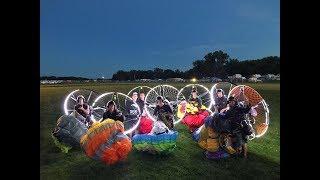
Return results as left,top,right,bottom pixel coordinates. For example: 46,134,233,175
102,76,104,79
191,78,197,82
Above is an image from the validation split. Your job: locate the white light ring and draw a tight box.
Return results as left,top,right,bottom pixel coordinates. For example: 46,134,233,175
63,89,80,116
145,84,180,124
176,84,213,124
127,86,153,97
92,92,141,135
144,87,159,122
210,82,235,107
127,85,153,114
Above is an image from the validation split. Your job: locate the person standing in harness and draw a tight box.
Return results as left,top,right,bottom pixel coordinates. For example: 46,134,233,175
74,95,93,126
217,96,253,158
153,96,174,130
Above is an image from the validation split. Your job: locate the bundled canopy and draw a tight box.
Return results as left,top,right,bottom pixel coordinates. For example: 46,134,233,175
196,126,221,153
132,131,179,154
52,115,88,153
180,103,210,132
192,124,237,159
80,119,132,165
137,115,153,134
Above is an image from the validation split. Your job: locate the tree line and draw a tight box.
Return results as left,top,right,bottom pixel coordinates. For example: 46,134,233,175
40,76,90,80
112,50,279,81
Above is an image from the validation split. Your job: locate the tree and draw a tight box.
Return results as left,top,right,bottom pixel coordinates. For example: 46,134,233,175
110,50,279,80
192,60,205,78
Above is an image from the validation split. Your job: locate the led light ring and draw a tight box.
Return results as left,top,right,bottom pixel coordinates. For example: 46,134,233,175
210,82,236,108
145,85,180,124
63,89,101,122
127,86,153,97
92,92,141,135
176,84,213,124
127,86,153,114
63,89,80,116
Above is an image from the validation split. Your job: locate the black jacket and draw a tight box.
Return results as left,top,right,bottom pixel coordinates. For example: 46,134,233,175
136,99,145,114
218,103,251,130
102,110,125,122
215,96,228,112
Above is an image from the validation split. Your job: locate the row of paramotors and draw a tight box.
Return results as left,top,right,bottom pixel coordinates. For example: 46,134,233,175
52,82,269,164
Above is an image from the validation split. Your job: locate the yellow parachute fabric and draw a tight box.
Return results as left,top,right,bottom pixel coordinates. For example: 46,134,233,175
198,126,220,152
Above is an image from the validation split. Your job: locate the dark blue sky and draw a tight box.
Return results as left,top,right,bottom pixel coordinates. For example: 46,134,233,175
41,0,279,78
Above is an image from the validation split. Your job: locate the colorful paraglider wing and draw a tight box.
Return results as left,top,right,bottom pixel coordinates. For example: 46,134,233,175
181,112,210,132
228,85,269,138
132,131,179,154
181,103,211,132
80,119,132,165
52,115,88,151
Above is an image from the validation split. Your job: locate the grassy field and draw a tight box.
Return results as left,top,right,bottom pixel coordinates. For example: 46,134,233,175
40,82,280,180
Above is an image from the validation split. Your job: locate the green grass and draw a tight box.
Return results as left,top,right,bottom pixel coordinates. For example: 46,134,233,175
40,82,280,180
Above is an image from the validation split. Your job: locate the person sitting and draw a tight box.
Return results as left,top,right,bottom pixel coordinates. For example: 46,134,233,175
182,88,210,132
102,101,125,122
217,96,253,158
214,89,228,113
188,88,203,113
74,95,93,126
153,96,174,130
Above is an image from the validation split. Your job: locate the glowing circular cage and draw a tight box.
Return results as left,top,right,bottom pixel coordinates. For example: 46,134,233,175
127,86,153,113
228,85,269,139
91,92,141,135
210,82,237,112
63,89,100,121
145,85,180,124
176,84,212,123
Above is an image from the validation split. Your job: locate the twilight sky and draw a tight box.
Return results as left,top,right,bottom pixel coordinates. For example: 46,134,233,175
41,0,279,78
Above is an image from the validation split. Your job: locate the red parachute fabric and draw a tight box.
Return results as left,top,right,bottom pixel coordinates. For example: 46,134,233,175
138,115,153,134
182,110,210,132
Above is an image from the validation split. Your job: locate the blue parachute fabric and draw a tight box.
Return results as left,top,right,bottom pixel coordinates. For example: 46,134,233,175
132,131,179,154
